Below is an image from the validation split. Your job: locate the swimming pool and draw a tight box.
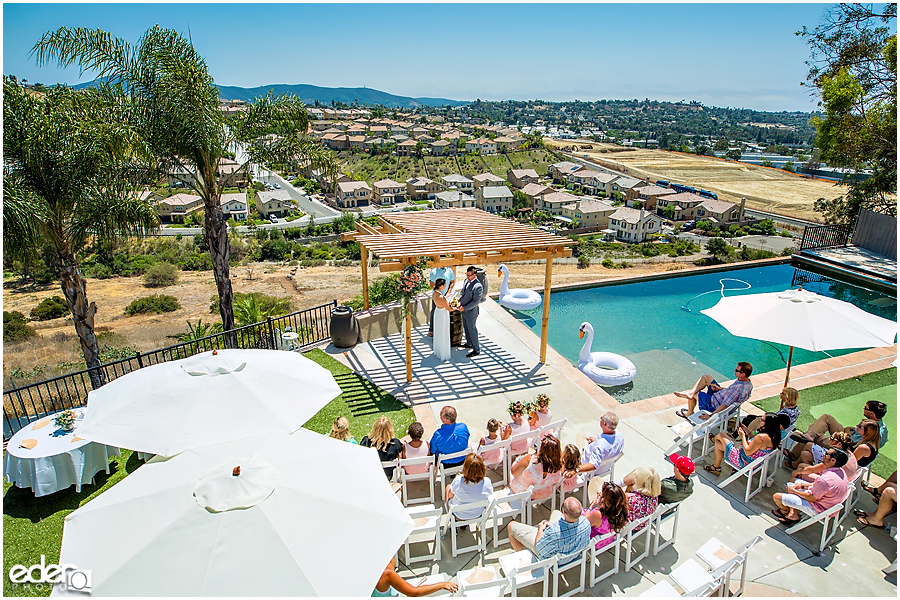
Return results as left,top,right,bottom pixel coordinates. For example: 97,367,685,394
517,264,897,403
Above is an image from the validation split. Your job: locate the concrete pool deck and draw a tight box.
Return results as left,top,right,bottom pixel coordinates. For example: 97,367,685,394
326,296,897,596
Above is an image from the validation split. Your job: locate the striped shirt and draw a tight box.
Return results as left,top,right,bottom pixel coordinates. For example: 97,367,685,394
535,515,591,564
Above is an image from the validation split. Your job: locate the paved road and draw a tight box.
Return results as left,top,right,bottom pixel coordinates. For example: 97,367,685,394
261,173,340,220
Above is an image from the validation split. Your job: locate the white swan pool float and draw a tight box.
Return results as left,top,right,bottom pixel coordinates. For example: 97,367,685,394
578,322,637,386
498,264,543,311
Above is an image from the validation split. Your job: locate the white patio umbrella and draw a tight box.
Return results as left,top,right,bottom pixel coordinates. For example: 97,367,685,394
81,349,341,456
52,429,414,597
701,287,897,386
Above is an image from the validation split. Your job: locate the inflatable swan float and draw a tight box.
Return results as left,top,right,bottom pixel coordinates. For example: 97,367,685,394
578,322,637,386
498,264,542,310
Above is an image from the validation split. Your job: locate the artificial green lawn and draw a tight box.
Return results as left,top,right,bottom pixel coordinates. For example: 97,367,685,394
752,367,897,479
2,349,414,597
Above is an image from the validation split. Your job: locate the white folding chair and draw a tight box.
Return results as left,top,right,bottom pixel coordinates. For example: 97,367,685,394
526,476,563,523
844,466,868,517
651,500,684,556
447,498,492,559
560,453,623,507
621,512,655,571
505,429,541,476
695,535,761,597
537,418,568,445
640,579,719,597
487,487,532,548
399,454,436,506
498,550,556,597
401,504,442,564
718,448,779,502
455,566,509,597
439,448,474,502
476,437,512,487
550,540,592,597
784,474,858,554
589,532,620,586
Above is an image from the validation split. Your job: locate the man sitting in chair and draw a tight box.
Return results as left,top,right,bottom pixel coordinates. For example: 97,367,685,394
563,412,623,481
674,362,753,421
786,400,889,465
771,448,849,525
508,497,591,563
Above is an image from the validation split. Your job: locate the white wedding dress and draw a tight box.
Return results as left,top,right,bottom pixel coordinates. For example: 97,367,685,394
433,295,451,362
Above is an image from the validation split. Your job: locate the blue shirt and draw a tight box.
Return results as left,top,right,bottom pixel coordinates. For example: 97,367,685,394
430,422,470,465
535,515,591,564
429,267,455,293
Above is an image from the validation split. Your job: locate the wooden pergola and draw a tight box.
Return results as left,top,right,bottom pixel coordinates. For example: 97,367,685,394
341,209,573,381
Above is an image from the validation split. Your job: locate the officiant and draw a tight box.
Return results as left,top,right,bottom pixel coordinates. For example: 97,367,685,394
428,266,455,337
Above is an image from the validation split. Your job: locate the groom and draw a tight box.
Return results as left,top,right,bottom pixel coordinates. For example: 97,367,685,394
457,266,484,357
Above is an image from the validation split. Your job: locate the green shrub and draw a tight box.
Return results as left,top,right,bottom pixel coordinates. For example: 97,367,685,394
577,254,591,268
124,294,181,316
30,296,69,321
143,262,179,288
601,258,615,269
4,311,37,343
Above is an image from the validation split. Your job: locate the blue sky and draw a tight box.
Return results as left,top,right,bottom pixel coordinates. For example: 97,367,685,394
4,3,831,112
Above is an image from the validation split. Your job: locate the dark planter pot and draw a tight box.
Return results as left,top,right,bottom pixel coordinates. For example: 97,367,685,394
330,306,360,348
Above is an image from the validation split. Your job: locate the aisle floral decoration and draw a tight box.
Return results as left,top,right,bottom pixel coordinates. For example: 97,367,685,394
54,409,77,431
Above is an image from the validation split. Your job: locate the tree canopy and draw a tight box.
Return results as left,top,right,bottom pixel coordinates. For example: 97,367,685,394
798,4,897,223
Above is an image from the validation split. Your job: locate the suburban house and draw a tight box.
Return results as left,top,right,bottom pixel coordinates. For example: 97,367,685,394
609,175,644,197
430,139,455,156
561,199,618,229
519,183,554,209
321,133,350,151
471,172,506,191
306,108,325,120
547,161,581,183
216,158,249,188
608,207,665,243
475,185,514,214
219,192,249,221
440,174,474,193
536,190,581,215
157,193,203,223
465,137,498,155
336,180,373,208
625,184,678,211
654,191,706,220
256,189,294,219
368,125,389,136
348,135,367,151
567,169,619,196
507,168,540,188
365,138,394,153
166,164,198,188
493,135,520,152
373,179,406,205
318,173,354,194
406,177,441,201
433,190,476,209
396,139,419,156
695,197,743,224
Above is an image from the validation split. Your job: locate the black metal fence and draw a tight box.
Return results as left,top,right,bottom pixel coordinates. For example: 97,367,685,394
799,223,854,252
3,300,337,441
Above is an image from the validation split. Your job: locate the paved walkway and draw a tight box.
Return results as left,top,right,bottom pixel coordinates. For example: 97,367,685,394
326,297,897,597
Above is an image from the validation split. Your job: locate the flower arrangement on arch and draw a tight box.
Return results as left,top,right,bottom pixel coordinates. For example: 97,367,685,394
54,409,77,431
397,257,432,319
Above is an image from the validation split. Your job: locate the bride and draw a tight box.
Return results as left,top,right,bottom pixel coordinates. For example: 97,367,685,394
431,278,452,362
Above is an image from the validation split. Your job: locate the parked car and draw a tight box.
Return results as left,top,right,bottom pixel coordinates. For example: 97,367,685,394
274,183,280,189
682,220,696,230
268,214,278,224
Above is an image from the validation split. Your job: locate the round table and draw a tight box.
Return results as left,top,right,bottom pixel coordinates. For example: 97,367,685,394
4,407,121,497
281,331,300,352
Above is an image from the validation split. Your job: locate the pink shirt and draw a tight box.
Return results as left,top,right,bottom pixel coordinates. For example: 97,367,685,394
402,440,431,474
510,456,563,501
809,467,849,513
507,420,530,454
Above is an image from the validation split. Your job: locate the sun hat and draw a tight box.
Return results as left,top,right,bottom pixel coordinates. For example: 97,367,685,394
669,452,695,475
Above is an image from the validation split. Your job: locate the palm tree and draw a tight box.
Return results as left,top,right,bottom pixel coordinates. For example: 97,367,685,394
33,25,338,345
3,77,160,387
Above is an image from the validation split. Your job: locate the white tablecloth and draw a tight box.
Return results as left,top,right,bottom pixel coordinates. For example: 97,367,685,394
4,407,120,497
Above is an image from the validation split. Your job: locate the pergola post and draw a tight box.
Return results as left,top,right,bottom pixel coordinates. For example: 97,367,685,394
405,309,413,383
540,256,553,363
361,244,369,310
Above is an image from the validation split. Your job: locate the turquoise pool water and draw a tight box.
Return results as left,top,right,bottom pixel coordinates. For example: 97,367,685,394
516,264,897,403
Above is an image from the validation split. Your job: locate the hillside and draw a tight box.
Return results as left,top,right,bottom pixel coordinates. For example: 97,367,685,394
337,148,564,185
215,83,465,108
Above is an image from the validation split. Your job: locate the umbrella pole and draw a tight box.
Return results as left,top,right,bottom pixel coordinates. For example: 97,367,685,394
406,306,412,383
783,346,794,388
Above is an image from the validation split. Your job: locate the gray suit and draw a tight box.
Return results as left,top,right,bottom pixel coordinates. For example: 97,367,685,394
458,277,484,353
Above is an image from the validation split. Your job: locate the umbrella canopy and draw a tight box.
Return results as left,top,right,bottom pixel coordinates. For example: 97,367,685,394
81,349,341,456
53,429,414,597
701,287,896,384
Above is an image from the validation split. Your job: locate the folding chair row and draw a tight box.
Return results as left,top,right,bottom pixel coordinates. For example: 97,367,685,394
481,418,568,490
665,403,741,462
498,543,591,597
640,536,760,597
718,447,780,503
559,452,623,507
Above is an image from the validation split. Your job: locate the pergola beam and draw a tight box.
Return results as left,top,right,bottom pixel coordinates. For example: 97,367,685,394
374,248,572,272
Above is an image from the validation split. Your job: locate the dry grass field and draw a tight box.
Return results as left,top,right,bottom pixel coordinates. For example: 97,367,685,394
544,139,847,222
3,259,694,385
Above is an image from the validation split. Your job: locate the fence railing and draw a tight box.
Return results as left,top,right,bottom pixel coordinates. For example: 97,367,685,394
799,223,854,252
3,300,337,441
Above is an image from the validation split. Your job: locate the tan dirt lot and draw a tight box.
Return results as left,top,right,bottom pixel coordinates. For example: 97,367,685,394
3,260,693,383
544,139,847,222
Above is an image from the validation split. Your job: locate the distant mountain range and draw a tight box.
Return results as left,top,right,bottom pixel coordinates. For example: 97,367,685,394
217,84,466,108
72,80,465,108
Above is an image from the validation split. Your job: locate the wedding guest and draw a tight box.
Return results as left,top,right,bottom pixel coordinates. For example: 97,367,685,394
502,401,531,455
401,422,431,475
360,416,404,480
478,418,504,468
328,416,358,444
584,481,630,549
430,405,470,466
